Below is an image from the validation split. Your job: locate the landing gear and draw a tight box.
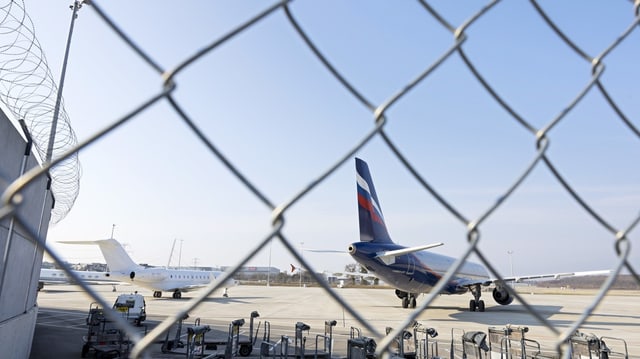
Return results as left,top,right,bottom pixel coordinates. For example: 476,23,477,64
223,288,229,298
469,284,485,312
400,293,417,308
478,300,485,312
469,300,485,312
153,291,162,298
172,290,182,299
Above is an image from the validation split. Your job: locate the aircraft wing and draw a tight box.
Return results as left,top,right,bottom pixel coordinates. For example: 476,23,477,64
171,284,207,292
453,269,612,290
82,279,124,285
165,278,240,293
39,278,71,285
496,269,612,284
333,271,377,279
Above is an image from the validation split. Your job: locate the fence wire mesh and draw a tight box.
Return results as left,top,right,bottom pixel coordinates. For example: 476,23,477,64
1,0,639,358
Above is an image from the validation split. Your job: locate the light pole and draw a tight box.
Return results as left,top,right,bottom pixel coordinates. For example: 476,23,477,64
299,242,304,287
267,238,272,287
46,0,83,162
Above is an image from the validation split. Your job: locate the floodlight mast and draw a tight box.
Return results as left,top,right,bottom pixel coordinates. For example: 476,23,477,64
46,0,83,163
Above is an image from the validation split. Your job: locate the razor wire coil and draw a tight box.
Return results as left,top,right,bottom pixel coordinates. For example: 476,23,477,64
0,0,80,224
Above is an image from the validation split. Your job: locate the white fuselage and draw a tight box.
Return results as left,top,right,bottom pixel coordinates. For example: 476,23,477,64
110,267,226,292
39,268,120,284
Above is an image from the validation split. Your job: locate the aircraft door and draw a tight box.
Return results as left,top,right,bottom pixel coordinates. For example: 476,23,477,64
406,255,415,275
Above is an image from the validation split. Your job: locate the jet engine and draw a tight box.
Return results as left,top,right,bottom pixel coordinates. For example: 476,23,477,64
492,285,514,305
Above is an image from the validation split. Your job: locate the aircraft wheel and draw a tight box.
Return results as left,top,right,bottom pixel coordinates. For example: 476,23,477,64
410,296,417,308
239,344,252,357
402,297,409,308
469,299,477,312
81,343,89,358
478,300,485,312
173,291,182,299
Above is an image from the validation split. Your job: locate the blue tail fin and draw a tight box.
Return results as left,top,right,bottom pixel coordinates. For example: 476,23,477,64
356,158,393,243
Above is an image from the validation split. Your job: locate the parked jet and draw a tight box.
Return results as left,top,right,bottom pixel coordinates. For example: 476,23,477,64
350,158,610,311
59,238,236,299
38,268,122,291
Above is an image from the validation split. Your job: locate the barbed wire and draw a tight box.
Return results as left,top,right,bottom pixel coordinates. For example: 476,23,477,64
0,0,80,223
1,0,638,358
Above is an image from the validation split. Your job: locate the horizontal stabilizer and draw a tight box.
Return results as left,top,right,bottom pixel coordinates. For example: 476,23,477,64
376,243,444,265
58,240,109,245
304,248,346,253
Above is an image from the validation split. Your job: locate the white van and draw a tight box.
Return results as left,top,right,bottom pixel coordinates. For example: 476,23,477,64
113,293,146,326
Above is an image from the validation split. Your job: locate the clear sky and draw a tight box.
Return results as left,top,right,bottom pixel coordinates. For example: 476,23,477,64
23,1,639,277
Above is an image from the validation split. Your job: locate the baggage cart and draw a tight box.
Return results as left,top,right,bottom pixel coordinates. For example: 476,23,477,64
81,302,131,358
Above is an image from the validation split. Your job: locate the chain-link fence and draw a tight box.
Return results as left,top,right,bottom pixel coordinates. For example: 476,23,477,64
2,1,639,358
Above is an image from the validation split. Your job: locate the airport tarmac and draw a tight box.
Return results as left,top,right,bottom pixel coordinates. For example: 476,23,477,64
30,284,639,358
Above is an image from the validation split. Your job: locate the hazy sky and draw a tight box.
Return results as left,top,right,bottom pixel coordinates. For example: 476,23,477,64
24,1,639,277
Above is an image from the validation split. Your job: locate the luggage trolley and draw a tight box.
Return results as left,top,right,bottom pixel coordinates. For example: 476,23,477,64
598,336,628,359
461,331,490,359
313,320,337,358
259,321,291,359
161,313,191,354
346,327,376,359
206,311,261,357
447,328,466,359
81,302,131,358
487,325,542,359
569,331,628,359
384,326,414,358
411,321,439,359
185,323,211,359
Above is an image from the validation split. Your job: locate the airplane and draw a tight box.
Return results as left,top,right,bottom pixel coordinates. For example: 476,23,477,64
291,263,375,288
331,271,377,288
59,238,237,299
38,268,123,291
350,158,610,311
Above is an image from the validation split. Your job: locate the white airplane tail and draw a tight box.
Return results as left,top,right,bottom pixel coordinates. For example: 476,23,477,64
59,238,141,273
